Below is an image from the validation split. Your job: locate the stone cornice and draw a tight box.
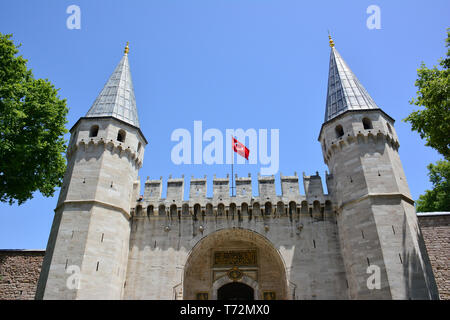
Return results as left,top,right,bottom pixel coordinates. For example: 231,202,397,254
337,192,415,214
54,199,131,220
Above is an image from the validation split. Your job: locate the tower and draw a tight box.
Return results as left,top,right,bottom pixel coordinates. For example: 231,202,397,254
318,36,438,299
36,43,147,299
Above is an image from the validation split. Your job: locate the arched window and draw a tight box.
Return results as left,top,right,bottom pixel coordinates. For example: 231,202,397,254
137,142,142,152
217,203,225,216
170,205,177,219
241,203,249,216
362,118,373,130
230,203,237,218
252,203,261,216
301,201,308,215
193,204,201,220
264,202,272,216
277,202,284,216
335,125,344,138
206,203,213,215
117,129,126,142
89,125,99,137
288,201,296,217
182,203,190,215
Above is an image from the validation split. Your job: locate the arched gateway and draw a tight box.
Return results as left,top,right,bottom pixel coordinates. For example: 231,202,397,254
36,40,439,301
183,228,288,300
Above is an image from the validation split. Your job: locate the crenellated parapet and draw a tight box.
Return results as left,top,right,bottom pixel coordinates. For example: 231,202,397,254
318,109,400,166
132,172,335,220
322,129,400,165
212,174,230,203
258,174,276,199
66,137,144,168
303,171,325,205
66,116,146,170
167,175,184,203
280,172,300,199
189,175,206,203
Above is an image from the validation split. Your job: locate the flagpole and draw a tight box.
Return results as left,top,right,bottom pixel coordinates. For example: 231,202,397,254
231,162,234,197
231,136,234,197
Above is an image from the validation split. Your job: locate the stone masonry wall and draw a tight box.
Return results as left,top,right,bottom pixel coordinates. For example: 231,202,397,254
0,213,448,300
0,250,44,300
417,213,450,300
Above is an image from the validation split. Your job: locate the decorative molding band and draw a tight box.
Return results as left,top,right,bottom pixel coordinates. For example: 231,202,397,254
54,199,131,220
338,192,415,213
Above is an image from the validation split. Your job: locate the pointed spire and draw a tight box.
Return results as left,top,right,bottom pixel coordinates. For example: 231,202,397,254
324,38,379,122
85,42,140,128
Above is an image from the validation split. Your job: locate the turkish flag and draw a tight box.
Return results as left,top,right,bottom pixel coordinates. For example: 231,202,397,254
232,137,249,160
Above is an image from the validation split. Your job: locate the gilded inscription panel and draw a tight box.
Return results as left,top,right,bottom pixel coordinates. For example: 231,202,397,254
213,250,257,266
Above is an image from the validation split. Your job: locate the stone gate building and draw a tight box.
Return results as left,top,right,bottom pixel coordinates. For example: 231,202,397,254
34,38,440,300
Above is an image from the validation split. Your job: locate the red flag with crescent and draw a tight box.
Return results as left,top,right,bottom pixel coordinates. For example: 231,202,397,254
232,137,249,160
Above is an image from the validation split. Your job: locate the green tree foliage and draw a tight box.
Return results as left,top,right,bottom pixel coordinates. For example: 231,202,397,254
0,33,68,205
416,160,450,212
404,30,450,212
404,30,449,160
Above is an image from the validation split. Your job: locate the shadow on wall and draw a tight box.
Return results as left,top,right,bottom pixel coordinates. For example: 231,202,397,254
402,212,439,300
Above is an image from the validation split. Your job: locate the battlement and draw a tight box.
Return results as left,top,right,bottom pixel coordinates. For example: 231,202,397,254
133,172,334,218
67,138,144,168
318,110,400,166
323,130,400,165
188,175,207,207
167,175,184,203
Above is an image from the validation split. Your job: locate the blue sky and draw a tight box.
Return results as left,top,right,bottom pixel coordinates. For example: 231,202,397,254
0,0,448,249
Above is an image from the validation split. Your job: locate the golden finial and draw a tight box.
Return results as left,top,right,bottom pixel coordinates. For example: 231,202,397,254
124,41,129,55
328,33,335,48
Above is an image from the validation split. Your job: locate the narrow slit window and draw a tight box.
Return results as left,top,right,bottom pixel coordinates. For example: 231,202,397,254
335,125,344,138
89,125,99,137
117,129,126,142
362,118,373,130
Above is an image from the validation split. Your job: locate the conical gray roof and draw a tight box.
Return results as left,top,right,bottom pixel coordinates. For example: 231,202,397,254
324,47,379,122
85,52,140,127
